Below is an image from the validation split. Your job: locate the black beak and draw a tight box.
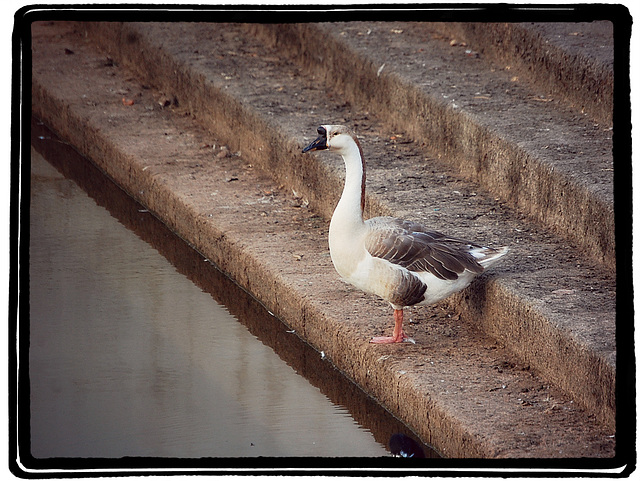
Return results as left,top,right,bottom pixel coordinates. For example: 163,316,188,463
302,126,328,153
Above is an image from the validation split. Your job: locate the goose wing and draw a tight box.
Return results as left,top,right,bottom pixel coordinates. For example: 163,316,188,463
364,218,485,281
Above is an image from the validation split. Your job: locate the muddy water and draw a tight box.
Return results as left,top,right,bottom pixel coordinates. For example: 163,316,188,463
29,125,435,461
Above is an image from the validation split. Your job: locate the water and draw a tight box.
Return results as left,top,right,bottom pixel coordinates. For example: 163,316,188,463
28,122,434,462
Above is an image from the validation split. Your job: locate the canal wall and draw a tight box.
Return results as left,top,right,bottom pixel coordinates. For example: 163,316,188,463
30,18,623,458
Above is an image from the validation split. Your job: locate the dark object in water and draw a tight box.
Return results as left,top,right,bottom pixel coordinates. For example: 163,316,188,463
389,433,426,458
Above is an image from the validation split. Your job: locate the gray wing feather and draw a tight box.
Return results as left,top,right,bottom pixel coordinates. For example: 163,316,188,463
365,218,485,280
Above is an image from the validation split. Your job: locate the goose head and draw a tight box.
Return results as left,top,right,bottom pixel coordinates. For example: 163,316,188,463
302,125,357,155
303,124,367,214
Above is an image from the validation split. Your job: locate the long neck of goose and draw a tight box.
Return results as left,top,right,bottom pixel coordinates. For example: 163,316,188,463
333,138,366,226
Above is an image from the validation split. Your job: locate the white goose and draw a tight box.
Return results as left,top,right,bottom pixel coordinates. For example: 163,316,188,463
303,125,508,344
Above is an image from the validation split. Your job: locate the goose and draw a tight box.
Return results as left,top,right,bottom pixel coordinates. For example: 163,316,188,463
302,125,508,344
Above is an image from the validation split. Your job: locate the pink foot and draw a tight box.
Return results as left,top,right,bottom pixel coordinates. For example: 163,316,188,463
370,335,397,344
370,332,413,344
369,309,414,344
370,335,402,344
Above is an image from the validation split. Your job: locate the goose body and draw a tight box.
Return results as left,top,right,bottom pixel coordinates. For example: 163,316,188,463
303,125,508,343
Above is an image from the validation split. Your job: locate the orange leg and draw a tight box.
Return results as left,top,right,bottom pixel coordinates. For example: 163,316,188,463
370,309,410,344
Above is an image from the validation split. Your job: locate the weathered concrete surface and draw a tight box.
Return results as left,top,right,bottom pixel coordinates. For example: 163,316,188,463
428,22,615,127
249,22,616,268
30,21,617,458
74,21,616,430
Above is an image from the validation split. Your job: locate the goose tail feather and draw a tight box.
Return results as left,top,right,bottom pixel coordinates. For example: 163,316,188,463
470,246,509,269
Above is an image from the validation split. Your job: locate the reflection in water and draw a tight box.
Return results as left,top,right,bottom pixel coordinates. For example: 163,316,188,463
28,120,437,463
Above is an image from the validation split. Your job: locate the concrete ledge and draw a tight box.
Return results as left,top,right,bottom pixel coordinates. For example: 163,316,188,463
31,21,615,457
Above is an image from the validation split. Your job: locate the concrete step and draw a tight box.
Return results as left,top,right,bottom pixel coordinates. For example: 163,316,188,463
80,20,616,430
250,22,616,269
31,21,616,458
426,21,615,128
